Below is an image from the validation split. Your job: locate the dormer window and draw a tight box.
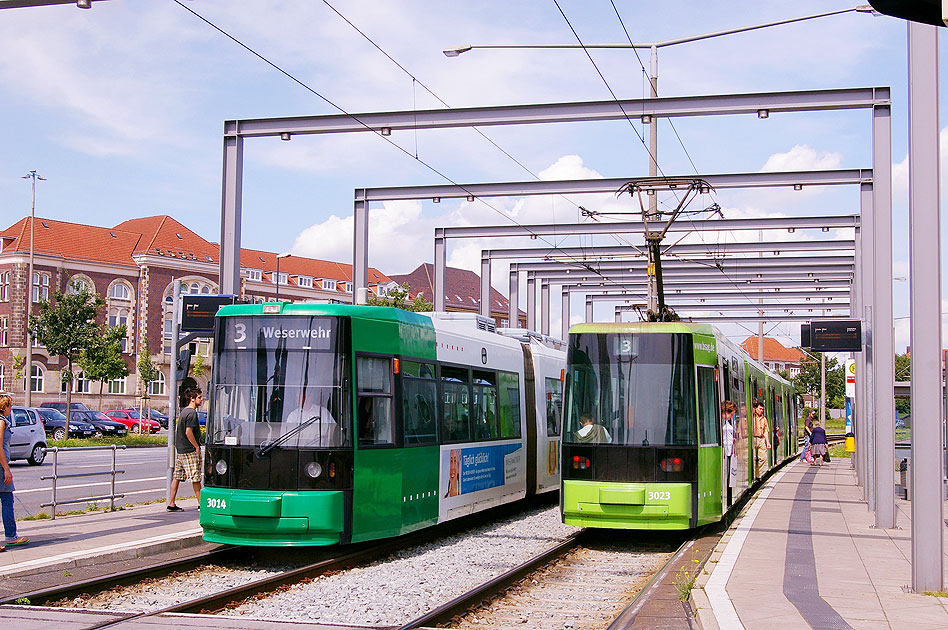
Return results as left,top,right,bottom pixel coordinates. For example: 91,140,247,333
345,282,353,293
297,275,313,288
244,269,262,281
272,272,288,285
321,279,337,291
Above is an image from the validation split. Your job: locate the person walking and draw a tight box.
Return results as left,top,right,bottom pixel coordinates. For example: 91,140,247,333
0,394,29,550
799,411,815,462
167,387,203,512
752,399,771,480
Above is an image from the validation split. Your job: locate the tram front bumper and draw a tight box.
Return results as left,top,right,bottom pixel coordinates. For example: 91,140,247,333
200,488,345,546
562,480,692,530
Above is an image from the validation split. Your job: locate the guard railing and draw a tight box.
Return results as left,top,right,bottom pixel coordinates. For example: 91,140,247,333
40,445,126,519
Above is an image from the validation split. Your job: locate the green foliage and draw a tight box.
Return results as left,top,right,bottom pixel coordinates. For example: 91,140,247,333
49,434,166,448
29,288,103,367
14,598,30,605
895,353,911,381
12,353,24,381
367,282,433,312
79,324,129,386
896,397,911,416
137,344,159,390
192,353,206,378
792,354,844,410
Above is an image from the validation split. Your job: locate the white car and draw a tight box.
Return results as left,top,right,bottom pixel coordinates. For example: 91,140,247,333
8,406,48,466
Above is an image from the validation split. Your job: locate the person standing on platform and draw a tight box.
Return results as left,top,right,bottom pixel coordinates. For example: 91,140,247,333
800,411,815,461
752,399,771,480
0,394,29,549
809,421,829,466
167,387,203,512
721,400,738,507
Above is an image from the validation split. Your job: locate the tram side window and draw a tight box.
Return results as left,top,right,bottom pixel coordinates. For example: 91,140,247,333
471,370,499,440
356,356,394,446
697,367,720,446
498,371,522,439
545,377,563,437
401,360,438,445
440,365,471,443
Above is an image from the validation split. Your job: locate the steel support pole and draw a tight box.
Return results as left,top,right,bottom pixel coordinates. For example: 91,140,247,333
434,234,446,312
353,196,369,305
860,182,875,507
166,279,181,505
508,268,518,327
907,20,943,592
219,135,243,296
527,276,536,331
561,288,570,339
871,101,895,529
854,224,867,491
480,256,491,317
585,296,593,322
540,281,550,335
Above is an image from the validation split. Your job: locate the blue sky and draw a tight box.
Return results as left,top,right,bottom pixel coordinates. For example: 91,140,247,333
0,1,942,351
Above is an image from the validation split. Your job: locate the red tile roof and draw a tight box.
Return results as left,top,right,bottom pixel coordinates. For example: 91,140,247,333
740,336,806,363
1,215,390,286
389,263,522,316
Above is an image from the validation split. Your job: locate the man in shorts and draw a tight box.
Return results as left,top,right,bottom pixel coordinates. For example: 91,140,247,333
167,387,203,511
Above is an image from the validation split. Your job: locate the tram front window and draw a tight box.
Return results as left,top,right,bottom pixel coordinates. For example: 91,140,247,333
208,316,349,449
565,332,696,447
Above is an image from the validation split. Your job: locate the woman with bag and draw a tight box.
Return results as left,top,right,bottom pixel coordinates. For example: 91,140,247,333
809,422,829,466
799,411,815,462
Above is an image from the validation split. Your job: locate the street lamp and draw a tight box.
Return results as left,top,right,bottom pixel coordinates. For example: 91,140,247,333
21,170,45,407
444,5,874,219
275,252,291,301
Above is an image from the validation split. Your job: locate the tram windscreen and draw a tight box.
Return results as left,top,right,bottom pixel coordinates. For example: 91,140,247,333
208,316,349,449
564,332,696,447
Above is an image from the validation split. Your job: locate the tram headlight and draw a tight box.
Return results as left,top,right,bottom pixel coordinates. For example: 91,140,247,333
305,461,323,479
215,459,228,475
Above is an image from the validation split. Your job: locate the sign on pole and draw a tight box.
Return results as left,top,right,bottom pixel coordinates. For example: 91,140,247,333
845,359,856,399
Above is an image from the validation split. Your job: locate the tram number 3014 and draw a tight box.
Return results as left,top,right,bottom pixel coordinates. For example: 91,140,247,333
648,491,671,501
207,497,227,510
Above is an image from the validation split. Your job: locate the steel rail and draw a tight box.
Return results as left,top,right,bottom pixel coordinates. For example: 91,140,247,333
396,531,585,630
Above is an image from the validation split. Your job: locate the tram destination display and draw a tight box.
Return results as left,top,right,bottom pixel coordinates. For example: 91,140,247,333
809,319,862,352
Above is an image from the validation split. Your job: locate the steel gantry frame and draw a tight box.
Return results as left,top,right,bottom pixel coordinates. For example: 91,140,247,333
217,85,896,540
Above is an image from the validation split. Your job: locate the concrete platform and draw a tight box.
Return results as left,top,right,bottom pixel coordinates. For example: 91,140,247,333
0,496,206,586
693,458,948,630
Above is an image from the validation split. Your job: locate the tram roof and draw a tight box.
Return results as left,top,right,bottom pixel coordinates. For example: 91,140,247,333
567,321,716,337
216,302,435,326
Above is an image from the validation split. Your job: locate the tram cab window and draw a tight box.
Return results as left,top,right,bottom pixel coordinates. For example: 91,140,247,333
471,370,499,440
440,365,471,443
356,356,393,446
545,377,563,437
498,371,521,439
697,367,720,446
401,360,438,445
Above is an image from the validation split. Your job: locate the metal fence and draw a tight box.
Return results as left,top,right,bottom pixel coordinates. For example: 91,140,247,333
40,445,126,519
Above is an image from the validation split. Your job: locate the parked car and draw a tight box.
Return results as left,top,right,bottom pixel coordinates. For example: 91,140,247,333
104,409,161,433
39,401,90,413
196,410,207,426
72,410,128,437
135,408,169,430
8,406,48,465
30,407,97,441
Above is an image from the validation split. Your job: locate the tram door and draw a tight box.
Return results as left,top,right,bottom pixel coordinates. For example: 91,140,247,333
697,366,722,523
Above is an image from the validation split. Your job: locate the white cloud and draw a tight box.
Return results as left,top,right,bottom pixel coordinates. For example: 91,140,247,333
760,145,842,172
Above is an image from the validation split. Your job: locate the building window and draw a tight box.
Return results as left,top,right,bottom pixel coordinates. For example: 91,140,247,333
32,272,50,303
149,371,166,396
108,377,126,395
245,269,262,281
31,364,44,393
272,272,288,285
75,370,91,394
109,282,131,301
322,279,337,291
163,317,173,355
0,364,4,391
109,310,130,353
0,317,6,346
201,285,210,294
297,275,313,288
0,271,9,302
345,282,353,293
67,275,93,295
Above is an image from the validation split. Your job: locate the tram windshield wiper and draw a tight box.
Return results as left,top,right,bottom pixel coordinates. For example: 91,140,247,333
256,413,323,457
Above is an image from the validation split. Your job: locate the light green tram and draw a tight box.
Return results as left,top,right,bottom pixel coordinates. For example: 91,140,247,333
560,322,797,530
200,303,565,546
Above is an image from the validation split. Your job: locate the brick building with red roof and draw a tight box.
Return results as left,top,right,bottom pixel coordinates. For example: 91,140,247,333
387,263,525,327
0,215,390,412
740,336,806,377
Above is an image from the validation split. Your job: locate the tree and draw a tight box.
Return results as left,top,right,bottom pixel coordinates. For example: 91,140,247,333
792,353,845,417
367,282,433,312
895,353,911,381
192,353,206,378
137,345,159,396
30,288,104,431
79,324,129,411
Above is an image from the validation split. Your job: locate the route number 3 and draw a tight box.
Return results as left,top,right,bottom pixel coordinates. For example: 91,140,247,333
207,497,227,510
647,491,671,501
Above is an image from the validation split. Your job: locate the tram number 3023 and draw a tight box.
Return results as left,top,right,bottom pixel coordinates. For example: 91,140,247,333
207,497,228,510
647,491,671,501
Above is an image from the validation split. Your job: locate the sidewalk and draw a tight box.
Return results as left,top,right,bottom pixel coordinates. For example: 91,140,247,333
0,496,205,580
693,458,948,630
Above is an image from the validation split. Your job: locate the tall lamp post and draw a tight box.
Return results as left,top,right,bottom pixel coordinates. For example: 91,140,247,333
21,170,46,407
275,252,291,301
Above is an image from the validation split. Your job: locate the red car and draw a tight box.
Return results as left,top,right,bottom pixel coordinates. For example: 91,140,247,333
104,409,161,433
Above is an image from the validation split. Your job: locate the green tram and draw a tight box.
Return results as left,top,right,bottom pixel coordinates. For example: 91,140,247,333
200,303,566,546
561,322,797,530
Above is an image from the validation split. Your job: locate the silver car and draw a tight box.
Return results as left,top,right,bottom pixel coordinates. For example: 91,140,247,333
8,406,48,466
